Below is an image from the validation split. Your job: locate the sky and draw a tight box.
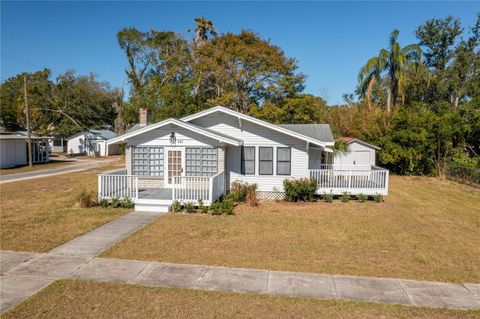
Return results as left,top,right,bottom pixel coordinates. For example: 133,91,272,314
1,1,478,105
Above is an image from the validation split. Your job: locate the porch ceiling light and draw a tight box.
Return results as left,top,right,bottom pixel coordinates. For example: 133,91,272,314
170,132,176,144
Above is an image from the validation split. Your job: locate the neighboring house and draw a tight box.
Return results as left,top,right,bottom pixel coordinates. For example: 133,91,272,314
0,134,50,168
335,137,381,167
98,106,389,212
67,129,119,157
49,137,67,153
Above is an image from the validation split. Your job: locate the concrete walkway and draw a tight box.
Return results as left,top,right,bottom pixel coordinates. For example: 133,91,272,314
1,209,479,313
0,158,114,184
0,211,166,312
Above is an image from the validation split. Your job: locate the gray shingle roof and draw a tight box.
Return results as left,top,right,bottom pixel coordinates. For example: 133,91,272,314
90,129,117,140
276,124,334,143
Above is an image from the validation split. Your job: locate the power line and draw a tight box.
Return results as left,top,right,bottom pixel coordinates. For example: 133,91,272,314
1,54,46,69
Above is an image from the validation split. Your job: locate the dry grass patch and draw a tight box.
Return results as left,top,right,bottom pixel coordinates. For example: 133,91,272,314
4,280,479,319
103,176,480,283
0,159,129,252
0,160,74,175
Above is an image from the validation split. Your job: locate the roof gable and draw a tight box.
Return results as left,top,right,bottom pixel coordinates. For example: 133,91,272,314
107,118,241,146
182,106,334,149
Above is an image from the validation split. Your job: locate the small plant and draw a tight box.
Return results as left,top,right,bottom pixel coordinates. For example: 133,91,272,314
184,201,195,213
198,199,209,213
209,198,234,215
341,192,350,203
373,194,383,203
121,197,134,209
99,198,110,208
75,187,97,208
111,197,123,208
283,178,317,202
323,192,333,203
171,200,182,212
357,193,368,203
230,181,247,202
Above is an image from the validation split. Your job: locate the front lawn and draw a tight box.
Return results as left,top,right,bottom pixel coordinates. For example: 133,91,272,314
3,280,478,319
0,159,129,252
102,176,480,283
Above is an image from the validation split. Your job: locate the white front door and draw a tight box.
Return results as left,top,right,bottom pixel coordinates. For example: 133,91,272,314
165,147,185,188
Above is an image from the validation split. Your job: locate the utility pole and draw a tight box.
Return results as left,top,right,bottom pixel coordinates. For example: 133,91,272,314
24,75,33,167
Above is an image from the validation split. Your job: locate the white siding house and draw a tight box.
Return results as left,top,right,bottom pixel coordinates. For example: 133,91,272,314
67,129,119,157
334,138,380,167
0,134,50,168
98,106,389,212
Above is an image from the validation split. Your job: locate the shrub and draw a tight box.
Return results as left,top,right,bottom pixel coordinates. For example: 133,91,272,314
120,197,134,209
323,192,333,203
245,184,258,206
357,193,368,203
99,198,110,208
184,201,195,213
373,194,383,203
198,199,209,213
341,192,350,203
111,197,123,208
172,200,182,212
209,198,234,215
75,187,97,208
283,178,317,202
230,181,247,202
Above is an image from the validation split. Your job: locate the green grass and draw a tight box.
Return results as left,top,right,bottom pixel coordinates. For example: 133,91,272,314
102,176,480,283
3,280,479,319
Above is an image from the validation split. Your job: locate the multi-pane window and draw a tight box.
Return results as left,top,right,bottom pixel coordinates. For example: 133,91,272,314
277,147,291,175
132,146,164,176
185,147,218,177
259,147,273,175
241,146,255,175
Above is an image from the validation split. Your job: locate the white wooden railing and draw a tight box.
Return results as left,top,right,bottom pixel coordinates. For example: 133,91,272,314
172,171,225,205
98,171,138,201
309,166,389,195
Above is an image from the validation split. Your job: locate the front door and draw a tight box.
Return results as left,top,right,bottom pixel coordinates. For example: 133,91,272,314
165,147,185,188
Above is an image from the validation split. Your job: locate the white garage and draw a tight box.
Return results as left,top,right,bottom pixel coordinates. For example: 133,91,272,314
67,129,119,157
334,138,380,167
0,134,50,168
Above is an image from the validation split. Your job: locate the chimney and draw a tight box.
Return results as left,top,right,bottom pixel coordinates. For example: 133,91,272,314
139,108,152,126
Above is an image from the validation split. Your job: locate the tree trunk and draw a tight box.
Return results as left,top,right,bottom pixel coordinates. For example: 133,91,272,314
386,89,391,113
454,96,459,108
366,77,376,109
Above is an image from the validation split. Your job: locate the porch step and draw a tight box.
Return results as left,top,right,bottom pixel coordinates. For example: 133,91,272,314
135,198,172,213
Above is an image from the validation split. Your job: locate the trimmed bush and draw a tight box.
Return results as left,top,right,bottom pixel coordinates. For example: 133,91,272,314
357,193,368,203
373,194,383,203
171,200,182,212
283,178,317,202
99,198,110,208
198,199,209,213
323,193,333,203
184,202,195,213
341,192,350,203
210,198,234,215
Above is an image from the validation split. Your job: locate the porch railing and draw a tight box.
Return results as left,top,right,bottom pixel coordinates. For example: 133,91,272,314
98,172,138,201
172,171,225,205
309,165,389,195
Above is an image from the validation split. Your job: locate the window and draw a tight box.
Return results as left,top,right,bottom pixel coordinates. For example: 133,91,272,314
186,147,218,177
132,146,164,176
259,147,273,175
241,146,255,175
277,147,291,175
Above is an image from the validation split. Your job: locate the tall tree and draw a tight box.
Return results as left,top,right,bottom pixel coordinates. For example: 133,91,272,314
357,30,421,112
193,30,305,113
188,16,217,47
415,16,463,72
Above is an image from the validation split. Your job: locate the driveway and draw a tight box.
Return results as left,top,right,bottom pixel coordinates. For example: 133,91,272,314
0,158,115,184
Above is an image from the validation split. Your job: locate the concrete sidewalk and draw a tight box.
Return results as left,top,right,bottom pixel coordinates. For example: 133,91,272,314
0,211,166,312
0,158,113,184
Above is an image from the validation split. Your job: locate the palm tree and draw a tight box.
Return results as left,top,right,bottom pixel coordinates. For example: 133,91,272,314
358,30,421,112
188,17,217,47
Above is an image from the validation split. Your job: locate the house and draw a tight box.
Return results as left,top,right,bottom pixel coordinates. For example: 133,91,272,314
49,137,67,153
67,129,119,157
98,106,389,212
334,137,381,167
0,133,50,168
